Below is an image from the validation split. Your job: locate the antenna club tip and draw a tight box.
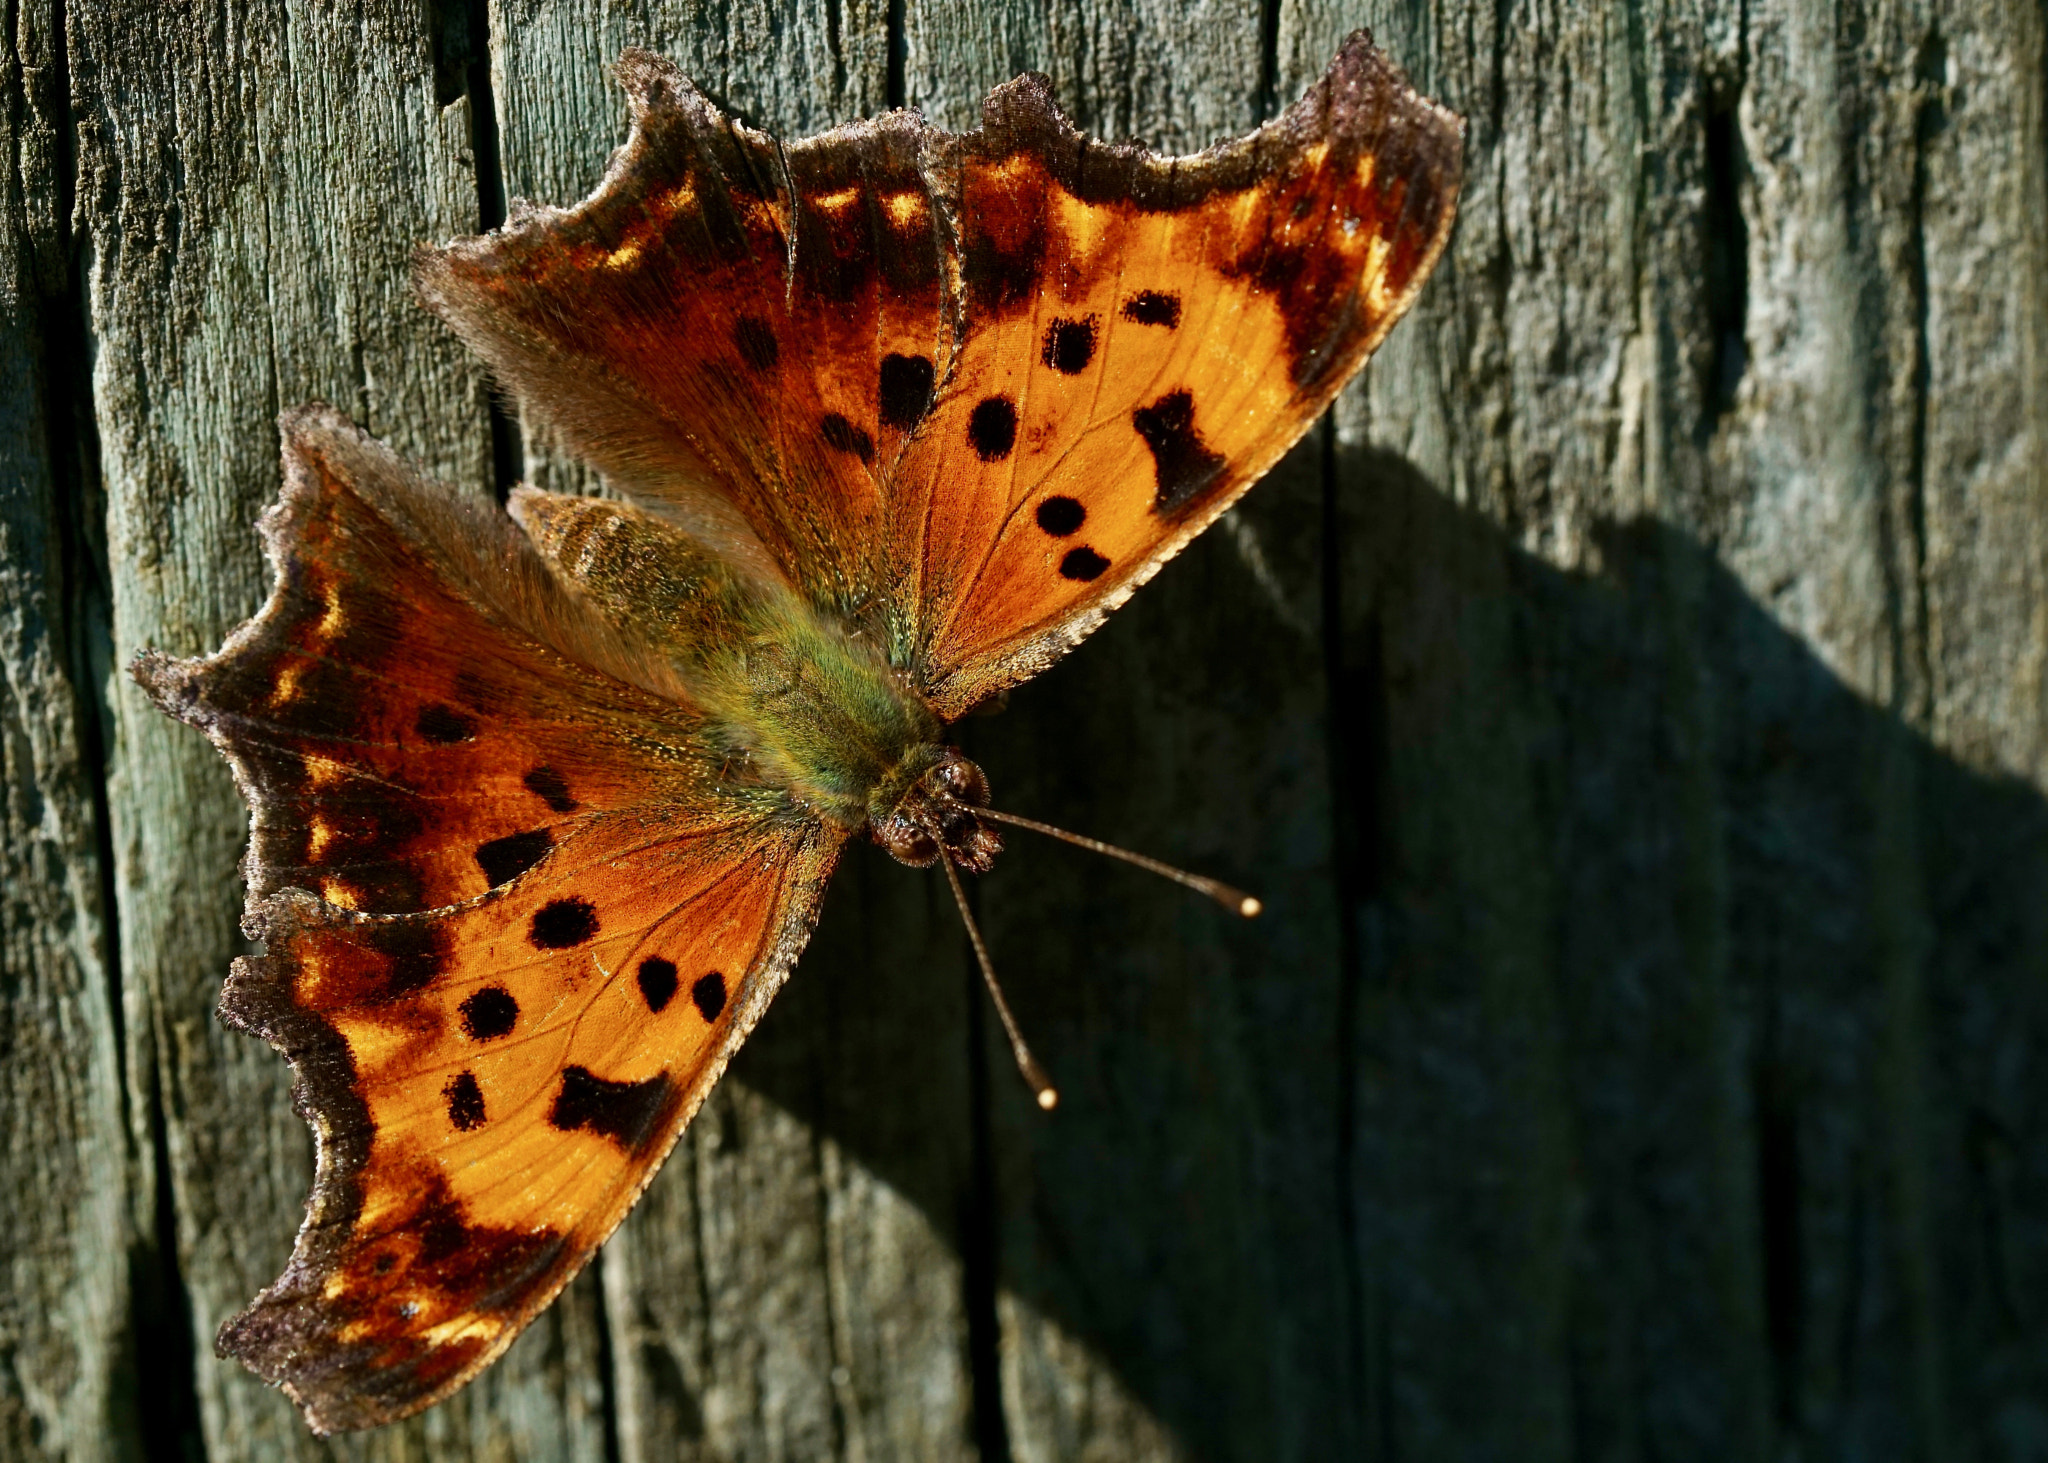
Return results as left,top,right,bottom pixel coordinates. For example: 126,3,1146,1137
1239,895,1263,918
1036,1087,1060,1111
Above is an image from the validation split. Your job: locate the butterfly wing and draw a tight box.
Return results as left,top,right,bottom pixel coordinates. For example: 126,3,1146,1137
136,409,845,1433
891,37,1463,714
416,54,951,622
417,32,1461,716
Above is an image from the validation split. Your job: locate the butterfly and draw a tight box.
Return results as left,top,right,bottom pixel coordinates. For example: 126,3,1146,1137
134,32,1462,1434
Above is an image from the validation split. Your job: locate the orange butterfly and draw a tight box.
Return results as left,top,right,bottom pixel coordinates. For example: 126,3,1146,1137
136,33,1461,1433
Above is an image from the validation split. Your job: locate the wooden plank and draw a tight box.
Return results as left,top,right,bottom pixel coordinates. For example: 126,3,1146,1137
1306,0,1764,1454
0,5,135,1460
70,3,607,1456
1310,0,2048,1458
485,7,983,1459
1725,0,2048,1450
905,8,1366,1460
19,0,2044,1456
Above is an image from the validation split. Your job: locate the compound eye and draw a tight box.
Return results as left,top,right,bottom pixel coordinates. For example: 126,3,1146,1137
875,817,940,868
937,757,991,807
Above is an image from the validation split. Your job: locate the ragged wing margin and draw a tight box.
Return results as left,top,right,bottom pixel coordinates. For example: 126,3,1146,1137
127,407,838,1430
136,406,699,741
915,34,1465,715
212,828,840,1434
412,56,852,596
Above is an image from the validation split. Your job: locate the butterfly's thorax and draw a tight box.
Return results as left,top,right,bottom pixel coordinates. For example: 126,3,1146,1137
515,491,943,827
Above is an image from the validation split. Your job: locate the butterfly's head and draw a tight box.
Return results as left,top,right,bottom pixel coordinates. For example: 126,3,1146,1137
870,747,1003,874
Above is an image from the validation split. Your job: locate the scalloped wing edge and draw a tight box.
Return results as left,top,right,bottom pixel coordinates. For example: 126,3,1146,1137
210,825,844,1435
919,34,1465,714
415,35,1462,720
127,406,846,1431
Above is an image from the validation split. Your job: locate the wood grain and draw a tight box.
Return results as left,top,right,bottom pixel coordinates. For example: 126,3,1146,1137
1,8,133,1459
4,0,2044,1458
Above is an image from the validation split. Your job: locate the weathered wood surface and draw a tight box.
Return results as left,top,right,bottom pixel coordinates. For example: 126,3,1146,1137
4,0,2044,1458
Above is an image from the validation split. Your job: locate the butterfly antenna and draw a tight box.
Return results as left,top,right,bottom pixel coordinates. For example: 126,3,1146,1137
937,853,1059,1112
976,807,1263,918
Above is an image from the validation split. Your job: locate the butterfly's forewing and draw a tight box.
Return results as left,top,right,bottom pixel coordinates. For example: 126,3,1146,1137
137,410,844,1433
417,33,1460,712
897,39,1463,714
417,57,953,623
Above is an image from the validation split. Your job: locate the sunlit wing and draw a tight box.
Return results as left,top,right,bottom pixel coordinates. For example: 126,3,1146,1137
416,31,1462,717
893,38,1463,714
416,56,951,619
135,410,845,1433
209,814,837,1435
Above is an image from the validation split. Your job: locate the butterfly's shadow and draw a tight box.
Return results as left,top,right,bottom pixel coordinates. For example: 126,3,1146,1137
653,439,2048,1456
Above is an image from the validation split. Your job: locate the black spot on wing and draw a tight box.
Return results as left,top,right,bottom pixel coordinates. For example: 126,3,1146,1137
1035,496,1085,536
1041,315,1098,374
820,413,876,464
691,971,728,1022
733,315,779,372
548,1065,673,1151
415,703,478,744
523,766,579,813
638,957,679,1014
444,1071,486,1131
1122,290,1182,328
530,896,598,949
475,828,552,888
1131,390,1227,514
879,353,936,429
459,986,518,1041
967,397,1017,462
1059,547,1110,581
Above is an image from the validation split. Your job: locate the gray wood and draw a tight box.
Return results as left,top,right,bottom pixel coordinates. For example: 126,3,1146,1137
1306,0,2048,1456
5,0,2045,1458
66,3,605,1457
1,7,136,1461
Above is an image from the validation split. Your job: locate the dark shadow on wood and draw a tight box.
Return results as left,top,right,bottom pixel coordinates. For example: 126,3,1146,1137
11,2,205,1457
719,435,2048,1459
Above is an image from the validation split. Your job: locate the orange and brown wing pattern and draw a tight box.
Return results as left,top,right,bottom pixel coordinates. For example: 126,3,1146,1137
135,408,726,917
895,36,1463,715
135,409,844,1432
214,810,838,1434
416,34,1459,714
417,53,952,619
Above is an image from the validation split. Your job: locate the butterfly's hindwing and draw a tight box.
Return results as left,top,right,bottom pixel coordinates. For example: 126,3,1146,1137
417,63,955,629
137,410,845,1433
